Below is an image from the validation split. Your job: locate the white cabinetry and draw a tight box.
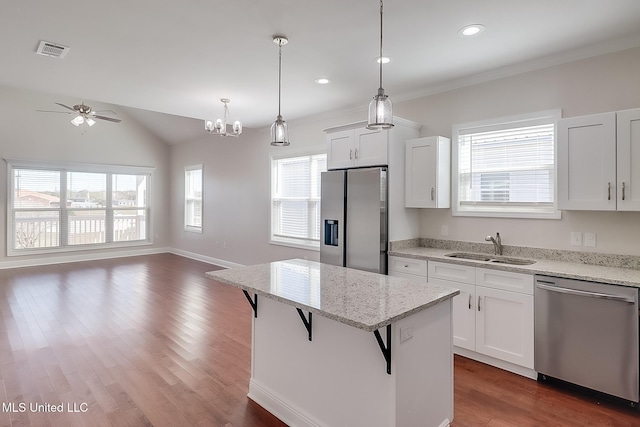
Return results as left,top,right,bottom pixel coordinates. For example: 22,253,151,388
428,261,534,375
558,107,640,210
326,126,387,169
405,137,451,208
324,118,421,242
388,255,427,281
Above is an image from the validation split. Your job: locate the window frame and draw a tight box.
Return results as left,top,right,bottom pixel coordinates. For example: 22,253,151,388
452,109,562,219
269,147,327,251
6,159,153,256
184,164,203,233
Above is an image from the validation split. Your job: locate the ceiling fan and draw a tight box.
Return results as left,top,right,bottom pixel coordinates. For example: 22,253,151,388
38,102,122,127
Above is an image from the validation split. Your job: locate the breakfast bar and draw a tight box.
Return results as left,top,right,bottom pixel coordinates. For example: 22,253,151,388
206,258,459,427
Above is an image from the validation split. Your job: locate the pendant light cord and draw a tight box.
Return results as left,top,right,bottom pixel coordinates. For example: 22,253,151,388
378,0,384,90
278,41,283,117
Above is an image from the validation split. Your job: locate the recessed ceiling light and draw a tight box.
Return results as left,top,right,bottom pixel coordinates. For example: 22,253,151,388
376,57,391,64
459,24,485,37
315,78,331,84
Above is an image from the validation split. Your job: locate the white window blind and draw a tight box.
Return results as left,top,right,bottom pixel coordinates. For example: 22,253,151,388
271,153,327,249
184,165,203,231
453,111,560,218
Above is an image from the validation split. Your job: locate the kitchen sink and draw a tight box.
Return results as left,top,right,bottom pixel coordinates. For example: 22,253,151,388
444,252,536,265
444,252,492,261
489,257,536,265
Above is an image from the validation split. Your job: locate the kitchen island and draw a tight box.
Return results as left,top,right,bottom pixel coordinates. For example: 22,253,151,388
206,258,459,427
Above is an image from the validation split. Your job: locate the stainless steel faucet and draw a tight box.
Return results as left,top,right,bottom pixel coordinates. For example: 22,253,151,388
485,232,502,255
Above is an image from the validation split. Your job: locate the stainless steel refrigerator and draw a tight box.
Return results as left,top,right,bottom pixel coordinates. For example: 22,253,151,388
320,167,387,274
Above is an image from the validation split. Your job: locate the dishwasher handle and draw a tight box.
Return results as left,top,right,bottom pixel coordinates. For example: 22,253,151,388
536,282,636,303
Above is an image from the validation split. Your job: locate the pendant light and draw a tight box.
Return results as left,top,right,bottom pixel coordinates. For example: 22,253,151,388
271,35,290,146
367,0,394,130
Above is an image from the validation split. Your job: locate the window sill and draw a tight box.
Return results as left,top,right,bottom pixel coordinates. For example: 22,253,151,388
7,240,153,257
270,239,320,252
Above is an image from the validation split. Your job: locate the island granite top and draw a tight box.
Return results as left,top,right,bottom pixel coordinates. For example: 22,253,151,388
205,258,459,332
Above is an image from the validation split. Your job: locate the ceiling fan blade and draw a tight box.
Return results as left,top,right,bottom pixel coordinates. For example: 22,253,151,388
36,110,73,114
93,115,122,123
92,110,118,116
54,102,76,112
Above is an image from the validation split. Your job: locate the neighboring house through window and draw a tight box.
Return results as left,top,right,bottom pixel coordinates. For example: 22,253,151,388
452,110,561,219
184,165,203,232
271,151,327,249
7,160,152,255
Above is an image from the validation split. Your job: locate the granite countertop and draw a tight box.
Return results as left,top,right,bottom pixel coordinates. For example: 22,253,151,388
389,246,640,288
205,258,459,332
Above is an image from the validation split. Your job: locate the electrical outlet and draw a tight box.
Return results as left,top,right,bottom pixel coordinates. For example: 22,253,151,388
584,232,597,247
570,232,582,246
400,326,413,343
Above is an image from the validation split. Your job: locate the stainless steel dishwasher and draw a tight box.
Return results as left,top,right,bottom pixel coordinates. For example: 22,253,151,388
535,275,639,405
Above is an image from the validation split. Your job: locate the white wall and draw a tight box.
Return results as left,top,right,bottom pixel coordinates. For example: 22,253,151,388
0,85,171,266
171,47,640,265
394,47,640,255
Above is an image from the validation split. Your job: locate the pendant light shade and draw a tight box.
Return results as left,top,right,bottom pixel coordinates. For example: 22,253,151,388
271,36,290,146
367,0,394,130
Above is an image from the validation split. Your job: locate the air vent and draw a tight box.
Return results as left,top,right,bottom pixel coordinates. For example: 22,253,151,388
36,40,70,58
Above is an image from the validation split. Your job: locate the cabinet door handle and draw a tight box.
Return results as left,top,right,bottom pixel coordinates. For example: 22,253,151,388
354,148,359,159
349,149,353,160
622,181,626,201
431,187,435,201
468,295,472,310
608,182,611,201
478,296,481,311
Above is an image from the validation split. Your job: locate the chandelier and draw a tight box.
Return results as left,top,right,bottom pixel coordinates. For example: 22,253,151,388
204,98,242,137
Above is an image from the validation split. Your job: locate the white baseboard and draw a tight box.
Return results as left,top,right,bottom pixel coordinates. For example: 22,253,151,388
454,347,537,380
168,248,245,269
248,380,324,427
0,246,171,270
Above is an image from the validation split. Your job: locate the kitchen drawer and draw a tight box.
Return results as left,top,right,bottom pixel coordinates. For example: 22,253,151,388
476,267,534,294
389,270,428,282
428,261,475,284
388,256,427,277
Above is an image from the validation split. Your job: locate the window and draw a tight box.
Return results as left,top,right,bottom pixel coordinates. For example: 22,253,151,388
184,165,203,232
452,110,561,218
271,152,327,249
8,160,152,255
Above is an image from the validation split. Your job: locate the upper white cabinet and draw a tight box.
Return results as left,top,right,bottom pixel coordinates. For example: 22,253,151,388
558,108,640,210
617,108,640,211
404,136,450,208
326,126,386,169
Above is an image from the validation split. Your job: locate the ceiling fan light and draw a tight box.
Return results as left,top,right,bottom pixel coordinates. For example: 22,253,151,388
367,88,394,130
71,115,84,126
270,115,290,146
86,117,96,127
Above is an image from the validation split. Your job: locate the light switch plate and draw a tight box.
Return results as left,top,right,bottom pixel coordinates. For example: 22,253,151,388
571,232,582,246
584,232,597,247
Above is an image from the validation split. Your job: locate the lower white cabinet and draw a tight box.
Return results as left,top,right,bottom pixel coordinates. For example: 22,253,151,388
428,261,534,372
388,255,427,281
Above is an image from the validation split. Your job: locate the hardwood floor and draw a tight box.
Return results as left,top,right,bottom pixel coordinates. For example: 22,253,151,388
0,253,637,426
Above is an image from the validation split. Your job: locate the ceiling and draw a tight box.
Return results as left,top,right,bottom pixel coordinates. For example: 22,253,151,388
2,0,640,142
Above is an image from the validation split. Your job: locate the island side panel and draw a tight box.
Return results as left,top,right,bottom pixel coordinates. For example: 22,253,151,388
394,298,453,427
249,296,394,427
248,296,453,427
